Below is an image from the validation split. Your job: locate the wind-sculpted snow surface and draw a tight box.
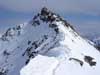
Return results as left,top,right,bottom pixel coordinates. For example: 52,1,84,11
0,7,100,75
20,55,59,75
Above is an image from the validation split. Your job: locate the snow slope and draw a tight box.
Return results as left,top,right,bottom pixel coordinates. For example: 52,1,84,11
20,55,59,75
0,7,100,75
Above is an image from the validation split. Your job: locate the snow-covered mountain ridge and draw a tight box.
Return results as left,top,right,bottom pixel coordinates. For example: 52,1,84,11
0,7,100,75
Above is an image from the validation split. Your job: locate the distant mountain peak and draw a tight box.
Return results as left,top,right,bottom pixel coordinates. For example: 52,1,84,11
0,7,100,75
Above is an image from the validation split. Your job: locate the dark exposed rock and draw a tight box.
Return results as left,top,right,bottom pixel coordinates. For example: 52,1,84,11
3,50,10,56
43,35,48,39
96,46,100,50
28,41,31,45
32,20,40,26
16,25,21,30
40,7,56,23
41,7,49,16
22,47,33,56
49,24,57,28
54,28,59,34
33,13,39,20
25,59,30,65
0,68,8,75
84,56,96,66
69,58,84,66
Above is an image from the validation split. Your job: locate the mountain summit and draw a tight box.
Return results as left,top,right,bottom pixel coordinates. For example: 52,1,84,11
0,7,100,75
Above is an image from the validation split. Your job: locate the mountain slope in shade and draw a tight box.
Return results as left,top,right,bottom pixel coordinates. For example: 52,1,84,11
92,37,100,50
0,7,100,75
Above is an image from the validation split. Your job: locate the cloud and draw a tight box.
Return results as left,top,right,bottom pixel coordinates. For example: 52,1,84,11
0,0,100,15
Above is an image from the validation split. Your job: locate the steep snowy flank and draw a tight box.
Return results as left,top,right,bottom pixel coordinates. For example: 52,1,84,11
0,7,100,75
